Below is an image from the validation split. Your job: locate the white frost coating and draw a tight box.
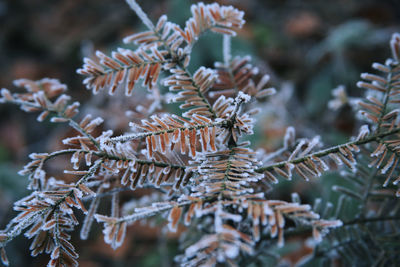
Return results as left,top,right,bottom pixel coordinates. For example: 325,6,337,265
214,205,223,233
72,188,83,199
223,35,231,66
291,192,300,203
29,152,48,159
126,0,155,31
385,109,400,119
328,85,347,111
360,72,370,79
236,91,251,103
0,88,13,102
33,169,45,181
300,136,321,157
390,33,400,61
219,210,242,223
381,155,395,176
318,158,330,171
357,125,370,140
284,126,295,148
256,74,270,91
333,85,346,97
289,140,305,160
184,235,218,257
224,244,239,259
85,117,104,129
371,80,382,88
255,88,276,99
70,152,79,164
329,153,343,165
372,62,390,72
356,81,364,89
80,192,98,240
370,143,385,157
54,94,71,107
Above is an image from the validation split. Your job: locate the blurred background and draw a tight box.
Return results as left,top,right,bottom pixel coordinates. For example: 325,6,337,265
0,0,399,266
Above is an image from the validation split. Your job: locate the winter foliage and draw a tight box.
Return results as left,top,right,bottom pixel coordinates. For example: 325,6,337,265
1,1,400,266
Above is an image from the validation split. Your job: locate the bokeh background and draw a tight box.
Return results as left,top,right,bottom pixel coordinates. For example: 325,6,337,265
0,0,399,266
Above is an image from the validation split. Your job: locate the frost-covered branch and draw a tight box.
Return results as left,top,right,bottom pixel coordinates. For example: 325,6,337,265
1,81,101,149
255,127,400,174
0,160,102,252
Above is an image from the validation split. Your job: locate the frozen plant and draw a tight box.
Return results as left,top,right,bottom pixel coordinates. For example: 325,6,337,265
1,1,400,266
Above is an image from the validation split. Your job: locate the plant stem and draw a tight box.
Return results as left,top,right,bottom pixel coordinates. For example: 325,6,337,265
109,120,225,143
40,149,186,170
255,127,400,173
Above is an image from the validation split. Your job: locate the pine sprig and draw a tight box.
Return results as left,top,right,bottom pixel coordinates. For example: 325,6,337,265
164,67,218,118
106,113,220,158
1,79,101,149
0,160,102,266
212,56,276,99
77,48,170,95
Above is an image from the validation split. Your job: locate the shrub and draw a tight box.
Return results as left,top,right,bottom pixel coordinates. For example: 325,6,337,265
1,1,399,266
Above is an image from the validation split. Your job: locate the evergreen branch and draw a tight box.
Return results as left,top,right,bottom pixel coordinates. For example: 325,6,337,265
0,161,102,248
115,200,192,224
93,199,193,249
3,98,101,149
313,215,400,260
54,160,103,205
39,149,186,170
220,149,236,192
127,1,219,118
136,25,219,118
68,119,101,150
2,2,400,265
0,209,47,247
108,120,224,143
107,154,186,170
78,49,169,94
84,59,169,80
179,66,217,118
255,127,400,173
249,214,400,261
